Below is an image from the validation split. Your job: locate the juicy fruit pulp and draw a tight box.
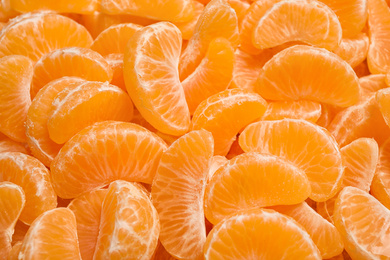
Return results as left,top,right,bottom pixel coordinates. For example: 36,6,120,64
1,0,390,258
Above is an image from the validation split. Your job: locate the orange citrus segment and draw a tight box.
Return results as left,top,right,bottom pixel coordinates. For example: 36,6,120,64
0,152,57,225
90,23,143,56
9,0,98,14
0,136,28,154
182,37,234,114
252,0,342,51
269,202,344,258
192,88,267,155
316,196,337,224
50,121,167,199
203,208,321,259
333,186,390,259
47,81,133,144
0,182,25,259
94,180,159,259
239,119,344,202
8,241,22,260
152,130,213,259
19,208,81,259
360,74,388,99
31,47,113,98
204,152,311,225
0,12,93,62
0,55,33,143
371,138,390,209
262,100,322,123
333,33,370,68
124,22,190,136
67,189,107,260
26,77,86,167
256,45,360,107
105,53,126,91
318,0,368,38
179,0,239,80
207,155,228,182
367,0,390,74
173,0,204,40
377,88,390,127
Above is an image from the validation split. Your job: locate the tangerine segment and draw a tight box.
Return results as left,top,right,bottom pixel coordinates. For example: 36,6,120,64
47,81,133,144
256,45,360,107
318,0,368,38
152,130,213,259
0,182,25,259
252,0,342,51
334,186,390,259
179,0,239,80
207,155,228,182
8,242,22,260
10,0,98,14
360,74,388,99
316,196,337,224
377,88,390,127
239,119,344,202
192,88,267,156
124,22,190,136
204,152,311,225
50,121,167,199
0,152,57,225
0,12,93,62
333,33,370,68
105,54,126,91
182,37,234,114
94,180,159,259
340,138,379,192
173,0,204,40
262,100,322,123
0,137,28,154
269,202,344,258
100,0,194,23
204,208,321,259
19,208,81,259
371,138,390,209
367,0,390,74
31,47,113,98
0,55,33,143
90,23,143,56
68,189,107,260
328,94,390,147
26,77,86,167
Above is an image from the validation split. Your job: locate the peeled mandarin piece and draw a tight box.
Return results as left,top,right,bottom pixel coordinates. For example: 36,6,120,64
239,0,283,55
204,208,321,259
152,130,213,259
0,182,25,259
256,45,360,107
94,180,159,259
316,104,342,128
204,152,311,225
182,37,234,114
360,74,388,99
100,0,194,23
19,208,81,259
0,1,18,23
239,119,344,202
334,186,390,259
90,23,143,56
173,0,204,40
318,0,368,38
0,152,57,224
191,88,267,156
47,81,133,144
26,77,86,167
228,0,250,24
252,0,342,51
269,202,344,258
50,121,167,199
371,138,390,209
207,155,228,182
9,0,98,14
124,22,190,136
105,54,126,91
328,94,390,147
367,0,390,73
0,12,93,62
262,100,322,123
340,138,379,191
333,33,370,68
179,0,239,80
377,88,390,127
0,55,33,143
8,242,22,260
31,47,113,98
0,136,28,154
68,189,107,260
316,196,337,223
